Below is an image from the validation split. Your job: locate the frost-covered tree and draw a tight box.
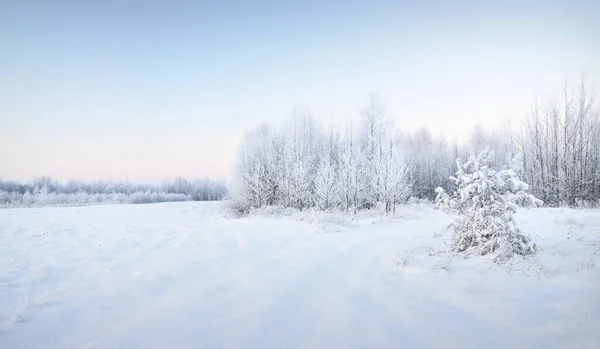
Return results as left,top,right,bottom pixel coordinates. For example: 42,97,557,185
376,135,412,213
404,127,456,200
314,156,340,210
281,107,323,210
235,124,281,208
22,191,32,206
359,94,387,207
339,126,366,214
35,185,50,206
447,148,537,262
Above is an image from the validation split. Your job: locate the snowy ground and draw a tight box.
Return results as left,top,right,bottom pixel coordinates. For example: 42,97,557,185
1,202,599,349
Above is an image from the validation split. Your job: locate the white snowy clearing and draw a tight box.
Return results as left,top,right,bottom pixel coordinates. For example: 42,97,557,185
1,202,599,349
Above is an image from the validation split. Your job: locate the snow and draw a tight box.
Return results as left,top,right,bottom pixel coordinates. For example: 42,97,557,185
1,202,599,348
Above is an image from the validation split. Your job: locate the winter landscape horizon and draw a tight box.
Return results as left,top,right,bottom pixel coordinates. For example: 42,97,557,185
2,1,600,348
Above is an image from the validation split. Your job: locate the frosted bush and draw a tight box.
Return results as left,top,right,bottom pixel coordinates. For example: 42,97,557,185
445,148,537,262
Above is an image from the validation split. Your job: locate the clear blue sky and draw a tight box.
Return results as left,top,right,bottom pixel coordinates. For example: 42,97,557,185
1,0,599,182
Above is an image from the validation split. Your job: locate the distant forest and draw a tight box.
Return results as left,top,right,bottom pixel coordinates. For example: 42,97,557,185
0,177,227,207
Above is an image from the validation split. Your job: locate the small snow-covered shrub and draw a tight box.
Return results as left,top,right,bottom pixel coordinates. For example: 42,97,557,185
445,148,537,263
227,197,251,216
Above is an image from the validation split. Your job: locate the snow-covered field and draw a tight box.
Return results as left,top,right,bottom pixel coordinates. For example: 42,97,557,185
1,202,599,349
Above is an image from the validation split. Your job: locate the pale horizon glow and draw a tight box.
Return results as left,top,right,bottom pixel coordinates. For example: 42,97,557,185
1,0,599,182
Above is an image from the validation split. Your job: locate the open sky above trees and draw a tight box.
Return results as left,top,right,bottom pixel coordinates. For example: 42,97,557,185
1,0,599,182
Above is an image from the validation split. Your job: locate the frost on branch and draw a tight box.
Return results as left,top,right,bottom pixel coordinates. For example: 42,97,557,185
498,153,543,208
496,169,543,208
447,148,537,262
434,187,454,212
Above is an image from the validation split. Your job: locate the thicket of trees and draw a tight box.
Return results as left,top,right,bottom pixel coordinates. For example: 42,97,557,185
519,80,600,206
453,79,600,206
234,78,600,211
0,177,227,207
233,97,412,213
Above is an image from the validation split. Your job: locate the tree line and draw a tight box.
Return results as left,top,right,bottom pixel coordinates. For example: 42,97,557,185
233,78,600,211
0,177,227,207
